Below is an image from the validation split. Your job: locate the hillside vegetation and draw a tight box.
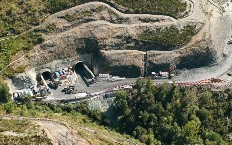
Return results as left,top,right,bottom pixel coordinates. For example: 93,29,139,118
0,0,47,37
138,25,197,51
95,79,232,144
0,0,187,37
0,32,44,72
46,0,187,18
113,0,187,18
0,119,52,144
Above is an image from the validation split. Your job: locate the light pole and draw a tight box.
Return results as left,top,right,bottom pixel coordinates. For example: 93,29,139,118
144,51,149,77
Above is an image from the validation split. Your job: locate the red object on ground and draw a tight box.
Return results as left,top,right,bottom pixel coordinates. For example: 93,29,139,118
60,75,66,79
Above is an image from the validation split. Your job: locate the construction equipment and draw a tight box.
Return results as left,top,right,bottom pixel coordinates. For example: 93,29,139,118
227,68,232,76
211,78,222,83
62,86,75,94
152,71,174,79
227,40,232,44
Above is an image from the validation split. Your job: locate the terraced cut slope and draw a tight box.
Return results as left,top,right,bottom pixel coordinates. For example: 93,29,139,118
1,0,231,81
12,1,204,73
0,0,189,74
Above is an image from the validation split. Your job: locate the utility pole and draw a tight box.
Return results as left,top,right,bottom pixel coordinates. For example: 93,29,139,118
144,51,148,77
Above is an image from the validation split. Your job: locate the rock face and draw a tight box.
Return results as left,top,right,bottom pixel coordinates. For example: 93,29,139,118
15,1,230,77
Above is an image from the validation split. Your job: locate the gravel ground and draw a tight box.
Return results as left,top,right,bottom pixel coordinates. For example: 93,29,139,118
177,0,232,82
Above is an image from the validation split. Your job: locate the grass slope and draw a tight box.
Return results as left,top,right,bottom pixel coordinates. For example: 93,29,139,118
0,102,142,144
138,25,197,51
113,0,187,18
0,118,52,144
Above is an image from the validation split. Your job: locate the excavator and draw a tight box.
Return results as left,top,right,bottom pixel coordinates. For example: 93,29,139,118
227,68,232,76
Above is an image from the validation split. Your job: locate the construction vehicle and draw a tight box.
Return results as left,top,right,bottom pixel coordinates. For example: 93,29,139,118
227,68,232,76
227,40,232,44
152,71,175,79
211,78,222,83
61,86,76,94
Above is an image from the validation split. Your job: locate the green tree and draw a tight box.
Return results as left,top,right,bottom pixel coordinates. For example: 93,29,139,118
0,78,11,103
180,120,203,145
204,130,228,145
3,102,16,114
105,79,230,144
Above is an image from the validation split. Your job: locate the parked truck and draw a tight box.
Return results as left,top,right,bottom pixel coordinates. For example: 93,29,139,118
152,71,175,79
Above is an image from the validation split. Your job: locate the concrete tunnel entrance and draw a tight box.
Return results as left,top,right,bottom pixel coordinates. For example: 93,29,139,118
37,70,61,90
36,71,52,81
73,61,95,87
41,71,52,80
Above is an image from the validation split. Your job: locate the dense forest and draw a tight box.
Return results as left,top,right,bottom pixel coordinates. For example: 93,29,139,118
102,78,232,144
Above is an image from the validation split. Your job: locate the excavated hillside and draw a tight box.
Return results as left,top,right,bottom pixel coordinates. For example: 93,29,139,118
10,0,232,77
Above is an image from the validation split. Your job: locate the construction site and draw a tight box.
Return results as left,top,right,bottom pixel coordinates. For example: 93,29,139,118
1,0,232,105
7,56,232,105
3,0,232,144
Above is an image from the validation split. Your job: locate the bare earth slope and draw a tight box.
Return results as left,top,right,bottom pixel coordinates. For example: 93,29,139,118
176,0,232,81
11,0,232,80
35,120,88,145
17,1,201,71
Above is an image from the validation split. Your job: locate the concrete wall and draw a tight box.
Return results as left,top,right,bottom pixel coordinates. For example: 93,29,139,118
87,92,116,112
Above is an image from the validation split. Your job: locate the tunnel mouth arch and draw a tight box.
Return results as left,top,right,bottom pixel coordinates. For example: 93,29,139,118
73,61,95,87
41,71,52,80
73,61,85,73
74,61,94,76
36,69,52,81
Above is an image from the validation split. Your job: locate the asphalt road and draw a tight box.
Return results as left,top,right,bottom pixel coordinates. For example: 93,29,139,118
46,77,172,101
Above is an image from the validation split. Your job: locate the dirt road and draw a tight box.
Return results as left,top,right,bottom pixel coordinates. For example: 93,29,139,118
177,0,232,81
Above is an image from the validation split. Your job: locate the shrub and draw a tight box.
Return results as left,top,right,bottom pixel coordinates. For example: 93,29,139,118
0,78,11,103
113,0,187,18
3,102,17,114
138,25,197,51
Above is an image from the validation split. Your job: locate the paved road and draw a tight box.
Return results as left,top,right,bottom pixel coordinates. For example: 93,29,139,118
46,78,171,101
